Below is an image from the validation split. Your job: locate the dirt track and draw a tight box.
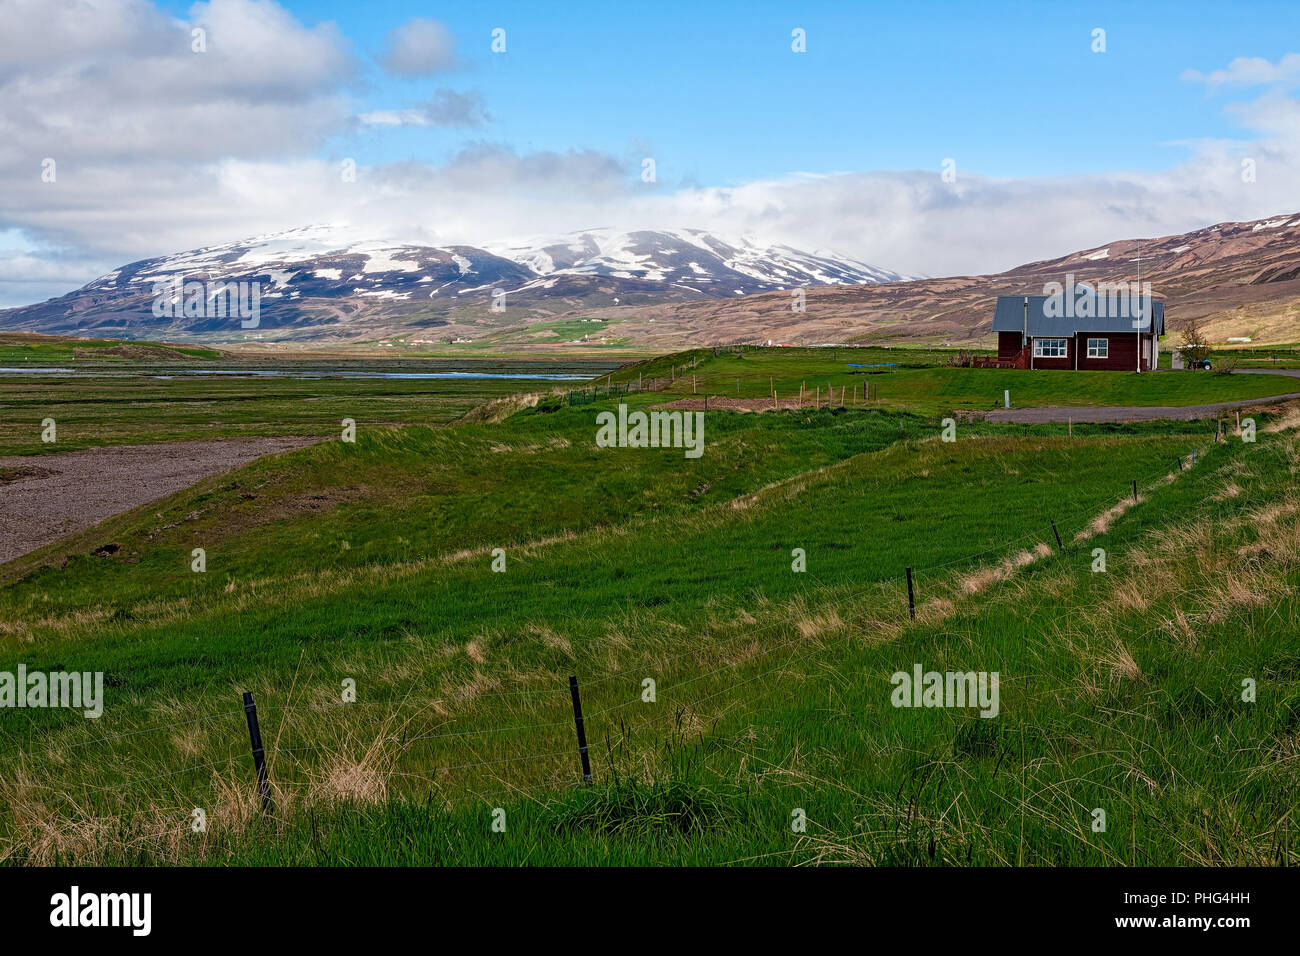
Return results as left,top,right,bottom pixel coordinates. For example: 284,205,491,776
653,396,853,412
0,437,319,565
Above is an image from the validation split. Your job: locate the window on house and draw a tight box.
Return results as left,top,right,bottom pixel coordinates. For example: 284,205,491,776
1033,338,1068,358
1087,338,1108,358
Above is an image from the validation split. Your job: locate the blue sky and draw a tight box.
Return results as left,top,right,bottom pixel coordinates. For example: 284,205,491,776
150,0,1300,182
4,0,1300,306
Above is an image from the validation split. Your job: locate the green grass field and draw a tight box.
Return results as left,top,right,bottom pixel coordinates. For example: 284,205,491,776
0,333,224,364
1,345,1297,866
0,361,617,457
607,347,1300,415
423,317,636,352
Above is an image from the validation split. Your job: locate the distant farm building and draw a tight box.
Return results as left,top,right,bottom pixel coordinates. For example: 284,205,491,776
983,292,1165,371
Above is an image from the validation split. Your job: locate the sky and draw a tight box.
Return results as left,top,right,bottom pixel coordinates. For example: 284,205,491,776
3,0,1300,307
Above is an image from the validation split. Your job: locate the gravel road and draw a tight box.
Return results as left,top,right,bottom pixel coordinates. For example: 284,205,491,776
0,437,319,565
987,369,1300,424
986,392,1300,424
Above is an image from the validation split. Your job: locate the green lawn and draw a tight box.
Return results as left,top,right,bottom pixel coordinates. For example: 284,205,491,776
612,347,1300,415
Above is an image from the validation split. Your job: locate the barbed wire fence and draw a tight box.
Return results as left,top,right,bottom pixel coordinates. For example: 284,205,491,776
0,430,1247,854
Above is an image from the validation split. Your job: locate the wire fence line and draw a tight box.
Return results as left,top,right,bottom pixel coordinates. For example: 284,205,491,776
0,433,1238,828
5,434,1222,770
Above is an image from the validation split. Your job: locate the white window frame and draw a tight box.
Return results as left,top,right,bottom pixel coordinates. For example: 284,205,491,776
1086,337,1108,359
1033,337,1068,358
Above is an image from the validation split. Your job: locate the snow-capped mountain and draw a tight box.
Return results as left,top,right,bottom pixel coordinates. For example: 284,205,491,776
0,225,909,342
488,228,907,293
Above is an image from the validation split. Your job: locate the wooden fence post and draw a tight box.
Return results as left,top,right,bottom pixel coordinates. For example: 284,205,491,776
905,567,915,620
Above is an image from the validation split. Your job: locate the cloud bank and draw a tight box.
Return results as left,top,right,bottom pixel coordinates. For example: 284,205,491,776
2,0,1300,308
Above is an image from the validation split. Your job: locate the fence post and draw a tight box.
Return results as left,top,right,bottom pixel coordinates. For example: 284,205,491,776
568,676,593,783
1132,480,1138,503
1176,456,1183,471
905,567,915,620
242,691,273,814
1051,520,1063,552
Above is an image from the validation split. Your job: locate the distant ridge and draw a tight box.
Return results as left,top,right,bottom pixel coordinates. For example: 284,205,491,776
0,226,909,343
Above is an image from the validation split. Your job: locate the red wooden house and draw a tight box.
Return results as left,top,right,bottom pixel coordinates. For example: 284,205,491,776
986,293,1165,371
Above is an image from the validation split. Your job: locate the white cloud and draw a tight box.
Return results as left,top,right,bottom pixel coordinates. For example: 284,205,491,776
0,0,354,168
379,18,458,77
3,17,1300,311
1183,53,1300,90
359,90,490,128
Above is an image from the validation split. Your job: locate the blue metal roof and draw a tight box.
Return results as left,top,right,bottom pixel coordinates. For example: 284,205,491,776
993,293,1164,337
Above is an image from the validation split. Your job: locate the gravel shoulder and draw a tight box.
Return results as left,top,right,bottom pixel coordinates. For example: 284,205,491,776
986,392,1300,424
0,437,320,565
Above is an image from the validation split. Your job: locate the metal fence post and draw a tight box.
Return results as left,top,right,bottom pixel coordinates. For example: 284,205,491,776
242,692,273,814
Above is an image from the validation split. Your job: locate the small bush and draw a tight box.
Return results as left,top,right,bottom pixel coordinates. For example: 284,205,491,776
945,351,975,369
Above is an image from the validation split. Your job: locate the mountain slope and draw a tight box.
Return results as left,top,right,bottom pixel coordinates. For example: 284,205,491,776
0,226,907,343
605,212,1300,348
489,227,905,290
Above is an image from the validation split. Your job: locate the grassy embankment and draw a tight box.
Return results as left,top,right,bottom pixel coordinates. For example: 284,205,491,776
1,349,1297,865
